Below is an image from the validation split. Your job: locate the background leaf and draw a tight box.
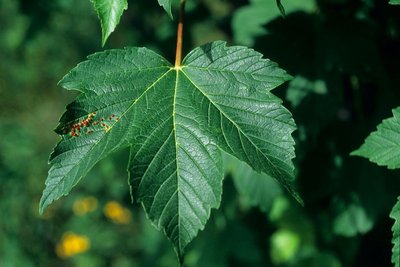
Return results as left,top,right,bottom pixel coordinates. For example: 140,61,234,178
351,107,400,169
232,0,315,46
333,201,374,237
90,0,128,46
224,153,282,212
391,197,400,267
286,76,327,108
390,0,400,5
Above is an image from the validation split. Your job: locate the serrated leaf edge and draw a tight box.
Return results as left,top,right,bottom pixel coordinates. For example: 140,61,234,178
40,49,173,214
391,197,400,267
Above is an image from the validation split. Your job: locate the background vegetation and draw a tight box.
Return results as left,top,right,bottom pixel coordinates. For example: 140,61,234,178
1,0,400,266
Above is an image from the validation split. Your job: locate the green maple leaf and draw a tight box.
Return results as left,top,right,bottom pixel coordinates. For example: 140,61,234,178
40,41,298,256
351,107,400,169
391,197,400,267
158,0,174,19
90,0,128,46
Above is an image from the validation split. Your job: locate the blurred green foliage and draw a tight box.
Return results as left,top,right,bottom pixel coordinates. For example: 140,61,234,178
1,0,400,266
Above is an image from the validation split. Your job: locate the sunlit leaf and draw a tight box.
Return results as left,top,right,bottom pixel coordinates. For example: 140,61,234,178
351,107,400,169
390,0,400,5
90,0,128,46
40,41,297,257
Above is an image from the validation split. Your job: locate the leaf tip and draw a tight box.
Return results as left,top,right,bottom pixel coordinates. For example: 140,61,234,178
172,244,186,266
57,71,77,90
38,206,45,215
349,149,361,157
38,194,50,215
166,10,174,20
289,187,304,206
281,178,304,206
177,253,185,266
91,0,128,46
158,0,173,19
100,23,114,47
284,73,294,83
295,194,304,207
276,0,286,17
101,36,108,47
57,76,68,88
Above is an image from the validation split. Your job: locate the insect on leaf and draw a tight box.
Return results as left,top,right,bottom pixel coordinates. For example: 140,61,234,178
40,41,299,257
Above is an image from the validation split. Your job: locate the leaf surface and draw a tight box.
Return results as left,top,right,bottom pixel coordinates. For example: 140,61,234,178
41,41,297,256
90,0,128,46
390,0,400,5
391,197,400,267
351,107,400,169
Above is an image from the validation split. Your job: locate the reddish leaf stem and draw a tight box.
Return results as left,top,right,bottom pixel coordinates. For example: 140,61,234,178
175,0,186,67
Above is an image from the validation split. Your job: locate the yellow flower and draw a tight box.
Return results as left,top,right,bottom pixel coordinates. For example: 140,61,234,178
56,232,90,258
73,196,98,215
103,201,132,224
